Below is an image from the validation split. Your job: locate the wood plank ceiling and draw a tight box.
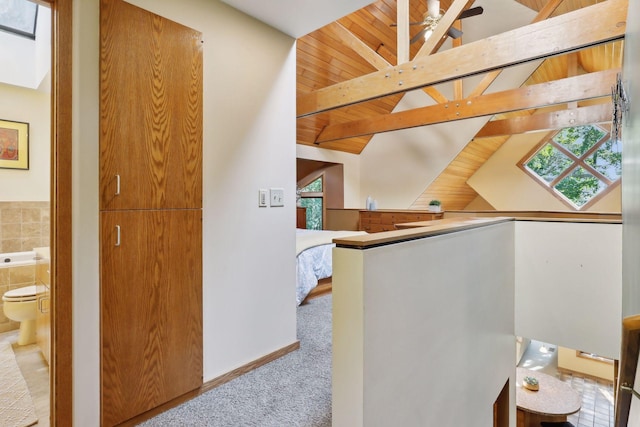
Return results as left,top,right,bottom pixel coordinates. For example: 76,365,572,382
296,0,624,209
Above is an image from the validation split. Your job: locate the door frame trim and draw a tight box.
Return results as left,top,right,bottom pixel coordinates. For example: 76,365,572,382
45,0,73,424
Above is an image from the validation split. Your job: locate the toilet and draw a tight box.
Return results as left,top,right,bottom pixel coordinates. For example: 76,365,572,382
2,285,38,345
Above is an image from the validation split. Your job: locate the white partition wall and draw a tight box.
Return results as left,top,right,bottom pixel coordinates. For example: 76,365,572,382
333,222,516,427
515,221,622,359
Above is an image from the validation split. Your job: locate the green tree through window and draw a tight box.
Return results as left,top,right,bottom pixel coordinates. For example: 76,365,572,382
299,177,323,230
522,125,621,209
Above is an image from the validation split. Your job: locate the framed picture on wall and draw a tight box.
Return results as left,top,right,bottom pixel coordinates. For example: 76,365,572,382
0,119,29,170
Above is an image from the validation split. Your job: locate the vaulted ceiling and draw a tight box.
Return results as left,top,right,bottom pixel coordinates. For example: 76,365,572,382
295,0,625,209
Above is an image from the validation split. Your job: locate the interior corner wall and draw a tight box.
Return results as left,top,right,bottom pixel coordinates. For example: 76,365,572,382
468,131,622,212
622,0,640,318
0,82,50,201
73,0,297,423
297,144,362,208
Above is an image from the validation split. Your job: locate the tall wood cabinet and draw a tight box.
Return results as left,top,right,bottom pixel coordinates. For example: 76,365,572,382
100,0,203,425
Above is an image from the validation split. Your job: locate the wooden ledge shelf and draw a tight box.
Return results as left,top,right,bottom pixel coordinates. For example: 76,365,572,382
334,217,513,250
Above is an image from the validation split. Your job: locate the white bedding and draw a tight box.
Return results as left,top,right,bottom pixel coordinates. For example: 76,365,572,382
296,228,366,305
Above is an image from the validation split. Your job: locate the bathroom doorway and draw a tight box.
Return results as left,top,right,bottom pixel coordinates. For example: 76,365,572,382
0,0,52,424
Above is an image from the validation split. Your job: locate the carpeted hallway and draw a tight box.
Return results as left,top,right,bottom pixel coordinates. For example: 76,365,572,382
138,295,333,427
140,299,616,427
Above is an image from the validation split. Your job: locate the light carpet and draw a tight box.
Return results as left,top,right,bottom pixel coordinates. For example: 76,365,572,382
0,341,38,427
139,294,333,427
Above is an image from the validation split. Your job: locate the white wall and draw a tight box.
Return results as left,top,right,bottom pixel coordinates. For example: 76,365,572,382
296,144,361,207
469,132,621,212
515,221,622,359
0,6,50,89
73,0,297,423
333,223,516,426
0,81,50,201
622,0,640,318
622,0,640,421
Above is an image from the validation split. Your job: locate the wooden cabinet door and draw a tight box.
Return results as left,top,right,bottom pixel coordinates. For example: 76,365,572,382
100,0,203,211
100,209,202,426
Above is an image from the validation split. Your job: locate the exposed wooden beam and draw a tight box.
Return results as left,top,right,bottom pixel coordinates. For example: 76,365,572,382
567,52,579,109
452,20,463,100
397,0,409,64
415,0,476,58
330,22,449,109
424,86,449,104
329,22,392,70
467,0,565,98
315,69,618,143
297,0,626,117
475,103,613,138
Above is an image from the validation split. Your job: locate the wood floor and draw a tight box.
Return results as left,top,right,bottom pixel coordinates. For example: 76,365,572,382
0,330,50,427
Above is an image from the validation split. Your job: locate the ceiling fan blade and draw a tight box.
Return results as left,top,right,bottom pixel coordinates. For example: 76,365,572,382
410,27,430,44
447,27,463,39
458,6,483,19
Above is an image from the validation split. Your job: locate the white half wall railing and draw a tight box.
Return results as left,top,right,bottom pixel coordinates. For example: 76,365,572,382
515,220,622,360
332,217,622,426
333,220,516,427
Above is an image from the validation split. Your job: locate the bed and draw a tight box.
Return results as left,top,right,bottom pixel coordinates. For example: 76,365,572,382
296,228,367,305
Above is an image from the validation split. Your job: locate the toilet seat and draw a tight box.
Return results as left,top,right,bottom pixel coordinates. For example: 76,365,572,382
2,285,37,302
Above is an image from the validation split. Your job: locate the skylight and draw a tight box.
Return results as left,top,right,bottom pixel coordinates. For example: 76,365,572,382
0,0,38,40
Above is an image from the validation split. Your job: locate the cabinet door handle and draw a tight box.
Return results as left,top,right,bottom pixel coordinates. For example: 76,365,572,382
115,174,121,195
115,225,121,247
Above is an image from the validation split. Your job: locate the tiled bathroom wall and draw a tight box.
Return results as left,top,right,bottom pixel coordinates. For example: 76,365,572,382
0,201,50,253
0,201,49,333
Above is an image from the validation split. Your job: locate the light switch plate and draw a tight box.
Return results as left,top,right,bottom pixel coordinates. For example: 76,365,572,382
270,188,284,207
258,189,268,207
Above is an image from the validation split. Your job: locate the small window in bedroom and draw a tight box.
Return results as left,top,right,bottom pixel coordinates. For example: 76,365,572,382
519,124,621,210
299,177,323,230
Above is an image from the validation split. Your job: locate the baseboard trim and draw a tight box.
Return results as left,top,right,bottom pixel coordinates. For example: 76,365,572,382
117,340,301,427
201,341,301,393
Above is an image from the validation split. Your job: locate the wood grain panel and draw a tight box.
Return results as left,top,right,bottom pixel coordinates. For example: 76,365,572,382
476,103,613,137
411,136,510,210
297,0,626,117
295,0,623,156
48,0,74,423
100,0,203,210
516,0,604,17
315,69,617,143
101,209,203,426
615,315,640,427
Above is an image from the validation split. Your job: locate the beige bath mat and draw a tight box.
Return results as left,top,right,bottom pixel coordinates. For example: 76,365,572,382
0,341,38,427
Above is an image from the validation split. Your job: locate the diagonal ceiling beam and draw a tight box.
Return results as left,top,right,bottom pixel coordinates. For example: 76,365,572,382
467,0,564,98
297,0,626,118
475,103,614,138
314,69,618,144
329,22,392,70
415,0,476,58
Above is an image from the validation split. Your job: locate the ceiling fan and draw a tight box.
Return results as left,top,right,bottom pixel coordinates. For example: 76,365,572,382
393,0,484,44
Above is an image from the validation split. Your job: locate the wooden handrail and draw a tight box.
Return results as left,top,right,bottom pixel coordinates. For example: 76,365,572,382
615,315,640,426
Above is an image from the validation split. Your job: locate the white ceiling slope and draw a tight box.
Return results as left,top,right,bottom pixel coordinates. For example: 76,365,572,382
219,0,375,38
